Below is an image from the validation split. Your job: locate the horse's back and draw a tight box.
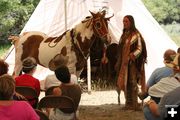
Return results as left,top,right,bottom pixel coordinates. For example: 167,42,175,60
15,31,48,63
19,31,47,42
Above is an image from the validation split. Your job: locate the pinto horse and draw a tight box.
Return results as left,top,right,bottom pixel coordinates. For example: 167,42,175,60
9,11,113,77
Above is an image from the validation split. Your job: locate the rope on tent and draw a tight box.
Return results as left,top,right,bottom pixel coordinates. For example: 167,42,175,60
4,46,14,60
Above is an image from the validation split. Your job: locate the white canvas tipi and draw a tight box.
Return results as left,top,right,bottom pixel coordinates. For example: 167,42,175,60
5,0,178,82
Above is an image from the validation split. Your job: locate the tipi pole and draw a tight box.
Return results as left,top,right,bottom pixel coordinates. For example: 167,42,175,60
64,0,67,31
87,56,91,94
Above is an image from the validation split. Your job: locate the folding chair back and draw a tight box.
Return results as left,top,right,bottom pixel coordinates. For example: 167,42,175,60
15,86,39,108
38,95,76,114
35,109,49,120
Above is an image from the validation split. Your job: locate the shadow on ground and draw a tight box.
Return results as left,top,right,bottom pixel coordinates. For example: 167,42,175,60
79,104,145,120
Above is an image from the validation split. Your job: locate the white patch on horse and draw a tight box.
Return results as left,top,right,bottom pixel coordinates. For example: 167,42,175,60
38,31,77,74
74,20,93,43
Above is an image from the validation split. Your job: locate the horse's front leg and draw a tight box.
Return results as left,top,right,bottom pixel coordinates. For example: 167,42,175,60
116,87,121,105
13,56,23,77
13,64,23,77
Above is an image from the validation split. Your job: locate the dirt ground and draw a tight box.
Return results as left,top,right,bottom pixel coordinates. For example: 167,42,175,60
39,89,146,120
79,104,144,120
78,90,146,120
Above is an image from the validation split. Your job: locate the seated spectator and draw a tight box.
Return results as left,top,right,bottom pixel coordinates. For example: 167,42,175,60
0,59,25,100
138,49,176,101
143,54,180,120
44,55,78,90
143,86,180,120
15,57,40,108
148,53,180,103
44,73,78,90
0,74,39,120
49,65,81,120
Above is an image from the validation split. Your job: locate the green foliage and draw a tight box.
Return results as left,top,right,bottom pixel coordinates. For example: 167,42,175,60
161,23,180,46
142,0,180,46
0,0,40,44
162,23,180,35
171,35,180,46
142,0,180,24
0,44,11,59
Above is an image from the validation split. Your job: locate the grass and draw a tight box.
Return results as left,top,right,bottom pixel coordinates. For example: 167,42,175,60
91,79,116,91
161,23,180,46
170,35,180,46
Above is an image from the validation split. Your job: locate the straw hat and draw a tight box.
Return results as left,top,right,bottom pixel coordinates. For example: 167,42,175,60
22,57,37,69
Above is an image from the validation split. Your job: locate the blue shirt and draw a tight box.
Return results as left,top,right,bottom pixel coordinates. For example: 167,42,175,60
147,66,173,87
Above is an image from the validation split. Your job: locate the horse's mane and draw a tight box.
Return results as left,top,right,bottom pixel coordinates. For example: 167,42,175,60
73,16,93,37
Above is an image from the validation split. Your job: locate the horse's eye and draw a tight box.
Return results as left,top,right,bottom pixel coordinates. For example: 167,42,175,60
95,22,101,29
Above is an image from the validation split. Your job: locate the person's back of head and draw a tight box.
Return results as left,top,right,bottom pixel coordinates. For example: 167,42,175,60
55,65,70,83
0,59,9,76
0,74,15,100
22,57,37,73
163,49,176,64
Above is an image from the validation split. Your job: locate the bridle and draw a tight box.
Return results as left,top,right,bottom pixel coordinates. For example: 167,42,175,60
72,16,109,60
71,28,94,60
83,16,109,38
92,17,109,38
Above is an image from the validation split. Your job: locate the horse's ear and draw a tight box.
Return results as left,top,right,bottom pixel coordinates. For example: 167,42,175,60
105,14,114,21
89,10,96,17
101,10,106,17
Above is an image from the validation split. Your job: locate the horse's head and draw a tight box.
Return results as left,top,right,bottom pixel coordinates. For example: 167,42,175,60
90,10,113,45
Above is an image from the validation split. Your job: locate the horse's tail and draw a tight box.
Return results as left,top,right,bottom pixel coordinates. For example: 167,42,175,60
8,35,20,45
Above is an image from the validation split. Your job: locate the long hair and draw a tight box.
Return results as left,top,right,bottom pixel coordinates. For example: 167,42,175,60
121,15,147,68
123,15,137,33
120,15,137,43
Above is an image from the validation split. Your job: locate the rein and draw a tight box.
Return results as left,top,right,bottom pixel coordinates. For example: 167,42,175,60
48,37,59,48
71,15,109,61
71,29,96,60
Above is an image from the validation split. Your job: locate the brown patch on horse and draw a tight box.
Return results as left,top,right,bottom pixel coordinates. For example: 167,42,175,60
70,29,96,71
61,46,67,56
21,35,44,64
76,33,93,57
48,46,68,71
